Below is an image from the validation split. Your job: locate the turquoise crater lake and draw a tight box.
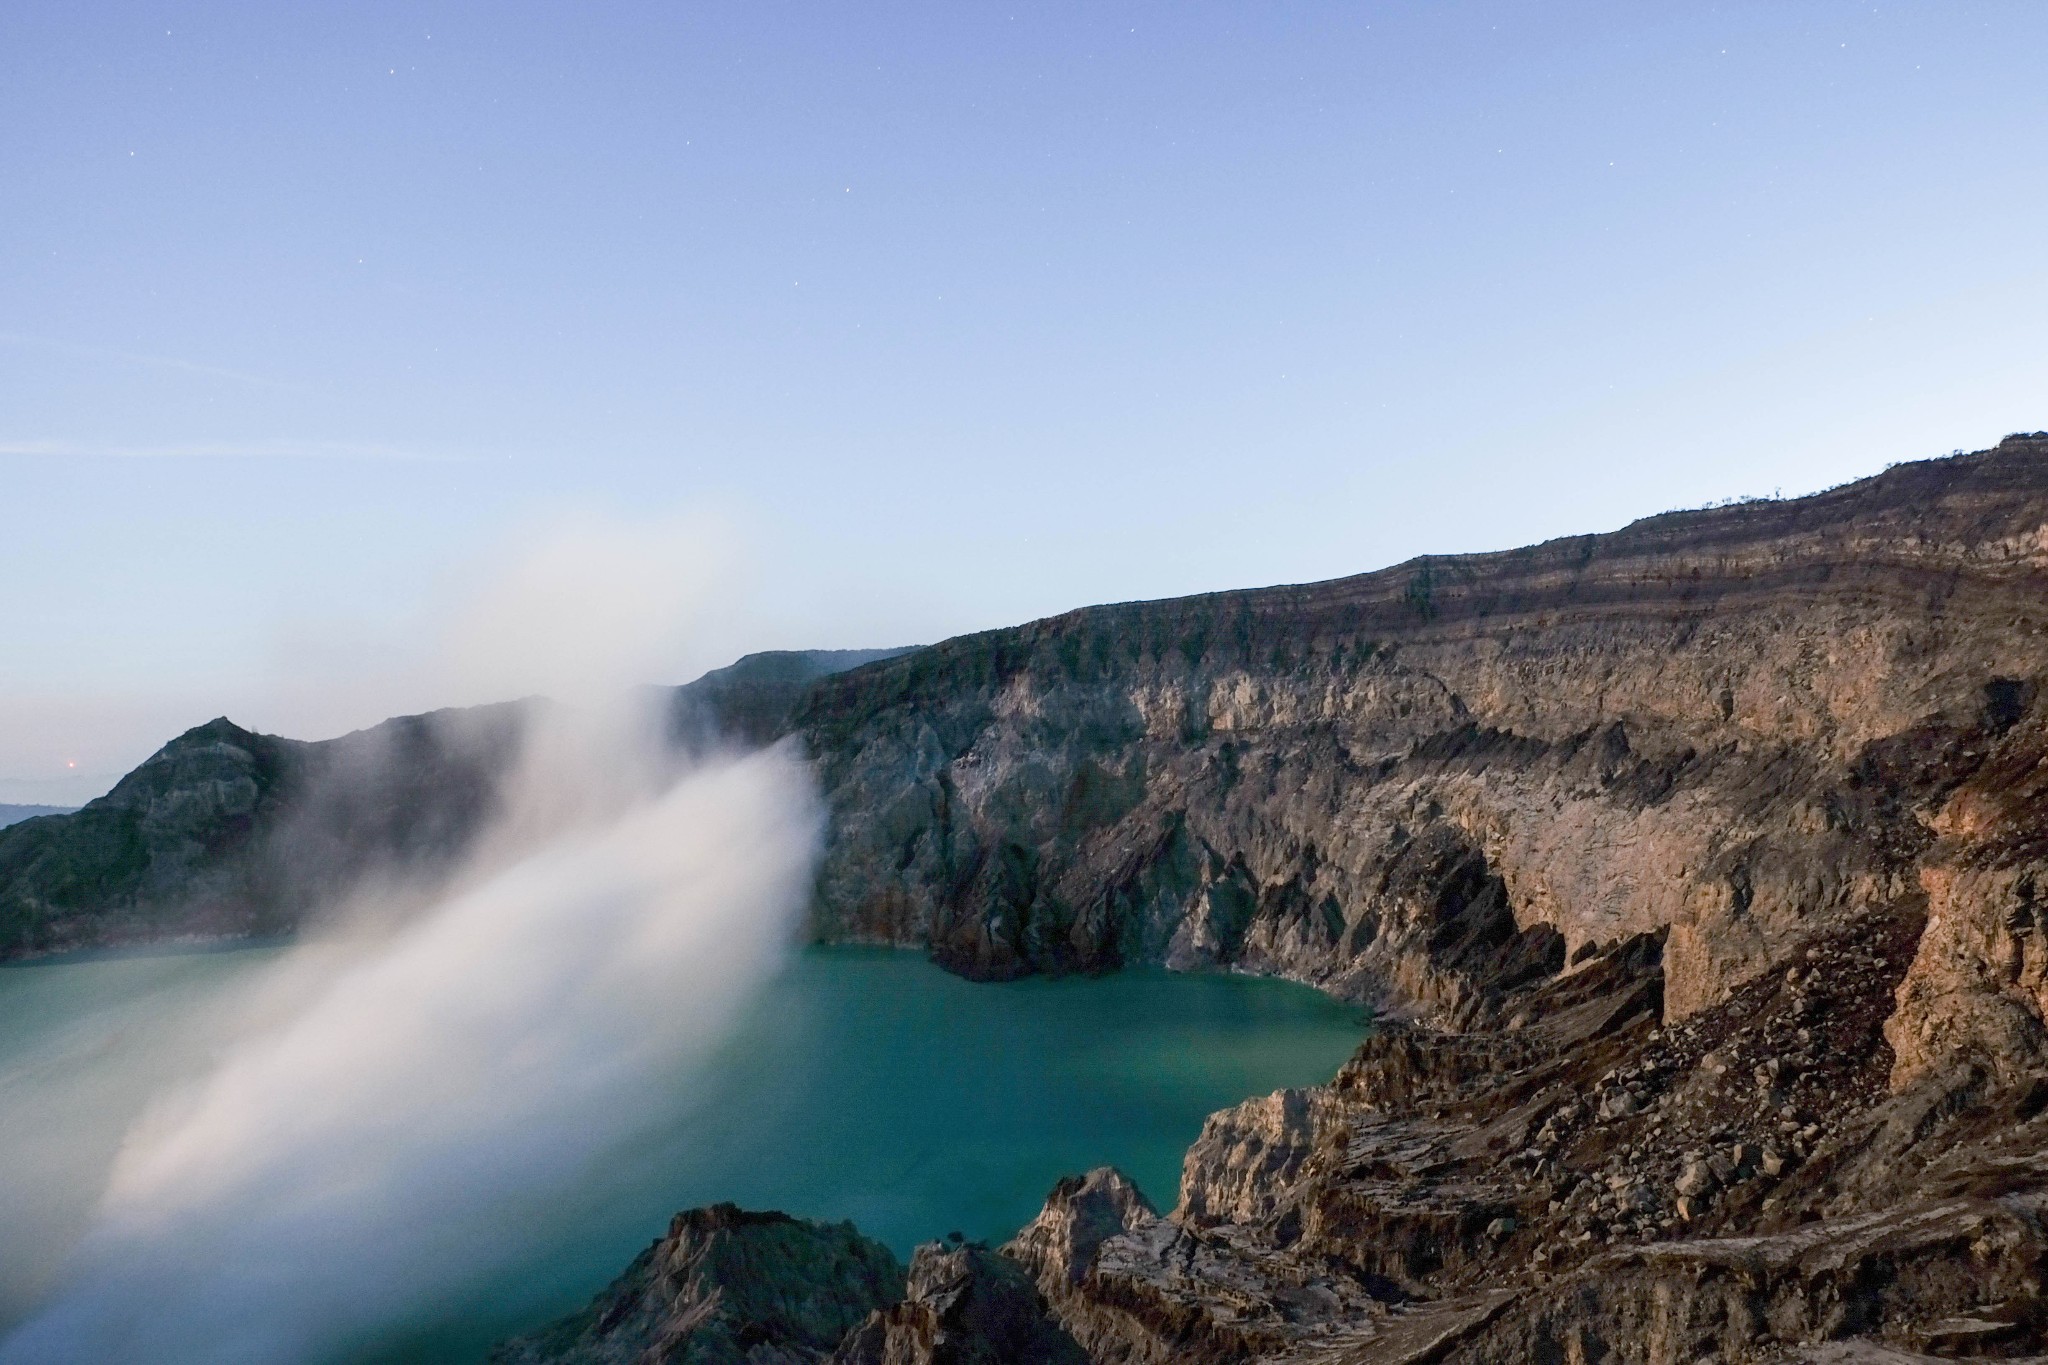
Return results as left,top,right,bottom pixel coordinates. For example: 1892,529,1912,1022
0,944,1367,1362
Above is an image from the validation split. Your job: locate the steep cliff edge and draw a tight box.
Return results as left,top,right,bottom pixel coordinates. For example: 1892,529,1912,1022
799,434,2048,1031
494,434,2048,1362
512,903,2048,1361
988,906,2048,1363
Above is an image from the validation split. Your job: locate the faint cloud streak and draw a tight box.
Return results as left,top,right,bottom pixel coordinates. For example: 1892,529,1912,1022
0,439,472,463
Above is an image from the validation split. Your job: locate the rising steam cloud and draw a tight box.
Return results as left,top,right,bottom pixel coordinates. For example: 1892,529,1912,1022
0,520,824,1364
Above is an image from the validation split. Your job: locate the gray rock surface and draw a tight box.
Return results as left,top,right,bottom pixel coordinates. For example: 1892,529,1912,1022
831,1239,1086,1365
797,435,2048,1046
490,1204,904,1365
0,649,901,960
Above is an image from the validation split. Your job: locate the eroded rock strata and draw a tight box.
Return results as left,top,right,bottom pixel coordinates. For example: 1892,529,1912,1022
501,435,2048,1363
799,435,2048,1046
17,436,2048,1357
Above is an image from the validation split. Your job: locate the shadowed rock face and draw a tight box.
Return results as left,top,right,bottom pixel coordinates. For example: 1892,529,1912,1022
798,435,2048,1033
490,1204,905,1365
669,649,917,754
0,706,527,958
493,433,2048,1362
831,1239,1087,1365
0,649,907,961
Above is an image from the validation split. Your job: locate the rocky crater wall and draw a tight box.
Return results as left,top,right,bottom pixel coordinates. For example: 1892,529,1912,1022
798,436,2048,1033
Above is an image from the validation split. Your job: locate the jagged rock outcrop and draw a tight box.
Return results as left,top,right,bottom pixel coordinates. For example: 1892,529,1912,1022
1885,697,2048,1093
0,707,525,958
1005,1168,1161,1296
831,1239,1086,1365
987,906,2048,1362
490,1204,905,1365
798,435,2048,1039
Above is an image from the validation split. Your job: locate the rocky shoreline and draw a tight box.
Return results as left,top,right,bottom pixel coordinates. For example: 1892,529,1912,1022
14,435,2048,1360
490,434,2048,1363
488,904,2048,1363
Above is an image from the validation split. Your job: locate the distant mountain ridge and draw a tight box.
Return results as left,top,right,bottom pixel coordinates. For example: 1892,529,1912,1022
0,650,912,960
668,647,916,750
0,805,74,830
0,707,524,957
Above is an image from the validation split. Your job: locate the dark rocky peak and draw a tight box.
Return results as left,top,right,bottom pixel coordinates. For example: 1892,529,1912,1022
493,1203,904,1365
1002,1168,1160,1294
0,702,528,959
832,1239,1087,1365
0,648,901,960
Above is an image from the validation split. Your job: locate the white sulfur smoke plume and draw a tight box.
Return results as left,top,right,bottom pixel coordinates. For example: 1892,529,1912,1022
0,517,825,1364
0,740,821,1364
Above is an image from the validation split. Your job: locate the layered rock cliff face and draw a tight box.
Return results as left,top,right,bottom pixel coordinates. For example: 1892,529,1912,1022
498,435,2048,1365
22,436,2048,1360
798,435,2048,1039
978,890,2048,1362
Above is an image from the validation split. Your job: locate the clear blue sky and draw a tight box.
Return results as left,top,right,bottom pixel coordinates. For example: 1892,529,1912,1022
3,1,2045,801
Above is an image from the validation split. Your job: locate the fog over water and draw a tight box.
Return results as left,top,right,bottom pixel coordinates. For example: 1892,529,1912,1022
0,523,828,1363
0,521,1374,1364
0,735,822,1365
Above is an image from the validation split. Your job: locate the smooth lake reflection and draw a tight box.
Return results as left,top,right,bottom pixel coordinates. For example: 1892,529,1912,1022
1,944,1367,1362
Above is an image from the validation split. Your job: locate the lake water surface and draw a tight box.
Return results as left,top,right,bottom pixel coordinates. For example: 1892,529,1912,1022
0,944,1367,1362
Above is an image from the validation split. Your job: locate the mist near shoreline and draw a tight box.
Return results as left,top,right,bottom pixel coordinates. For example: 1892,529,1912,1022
0,518,827,1363
0,734,822,1364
